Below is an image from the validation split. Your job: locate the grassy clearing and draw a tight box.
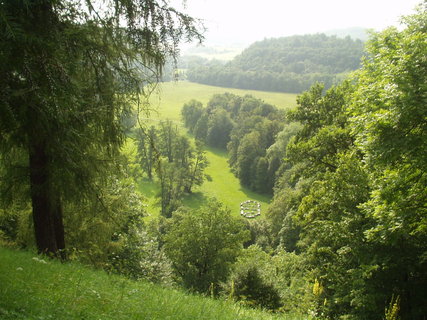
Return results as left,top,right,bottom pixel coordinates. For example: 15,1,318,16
193,146,271,213
134,81,297,218
147,81,297,121
137,145,272,219
0,247,309,320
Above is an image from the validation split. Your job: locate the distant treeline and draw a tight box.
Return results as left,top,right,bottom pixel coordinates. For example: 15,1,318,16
186,34,364,93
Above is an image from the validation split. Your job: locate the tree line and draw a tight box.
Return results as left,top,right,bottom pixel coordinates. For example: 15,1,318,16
186,34,364,93
181,94,292,194
0,0,202,257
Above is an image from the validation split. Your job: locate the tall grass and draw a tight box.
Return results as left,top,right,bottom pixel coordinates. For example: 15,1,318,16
0,247,309,320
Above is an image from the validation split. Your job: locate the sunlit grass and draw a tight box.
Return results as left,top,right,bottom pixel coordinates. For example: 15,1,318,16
196,146,271,214
148,81,297,121
0,247,309,320
135,134,272,219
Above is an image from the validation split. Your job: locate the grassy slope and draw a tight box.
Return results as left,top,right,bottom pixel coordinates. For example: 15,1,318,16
0,247,308,320
136,81,297,217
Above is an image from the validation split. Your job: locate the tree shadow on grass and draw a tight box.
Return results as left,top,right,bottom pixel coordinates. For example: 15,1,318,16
204,145,228,158
138,178,160,198
239,186,272,206
182,191,209,209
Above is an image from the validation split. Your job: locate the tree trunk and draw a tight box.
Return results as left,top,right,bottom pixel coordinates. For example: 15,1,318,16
53,194,66,260
29,138,65,258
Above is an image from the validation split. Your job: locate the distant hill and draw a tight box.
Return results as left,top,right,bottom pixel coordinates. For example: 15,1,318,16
187,34,365,93
323,27,369,41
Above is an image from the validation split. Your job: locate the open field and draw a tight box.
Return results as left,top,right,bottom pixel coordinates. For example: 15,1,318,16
147,81,298,121
135,81,298,217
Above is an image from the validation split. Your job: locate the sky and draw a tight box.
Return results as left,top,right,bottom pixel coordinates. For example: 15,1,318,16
172,0,422,45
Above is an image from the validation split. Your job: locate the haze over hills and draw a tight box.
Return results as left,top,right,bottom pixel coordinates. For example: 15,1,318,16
185,33,364,93
175,0,420,53
323,27,369,41
181,27,369,61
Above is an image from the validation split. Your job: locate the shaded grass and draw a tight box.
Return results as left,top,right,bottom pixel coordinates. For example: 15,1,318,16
0,247,309,320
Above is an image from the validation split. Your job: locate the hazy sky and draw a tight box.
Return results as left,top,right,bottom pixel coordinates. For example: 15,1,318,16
172,0,421,45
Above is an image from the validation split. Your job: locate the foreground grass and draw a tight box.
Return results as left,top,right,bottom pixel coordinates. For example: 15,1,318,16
0,247,309,320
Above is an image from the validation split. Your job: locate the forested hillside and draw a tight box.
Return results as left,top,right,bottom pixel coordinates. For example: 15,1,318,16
182,6,427,318
1,1,426,320
187,34,364,93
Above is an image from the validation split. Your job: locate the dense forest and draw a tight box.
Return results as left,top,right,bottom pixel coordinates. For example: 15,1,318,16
1,1,426,320
187,34,364,93
181,94,294,194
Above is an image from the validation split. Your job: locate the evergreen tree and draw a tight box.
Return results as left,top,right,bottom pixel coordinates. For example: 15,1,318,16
0,0,201,256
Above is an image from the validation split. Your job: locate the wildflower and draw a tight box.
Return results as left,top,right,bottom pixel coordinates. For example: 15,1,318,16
32,257,48,264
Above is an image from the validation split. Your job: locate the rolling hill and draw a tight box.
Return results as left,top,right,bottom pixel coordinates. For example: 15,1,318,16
187,34,364,93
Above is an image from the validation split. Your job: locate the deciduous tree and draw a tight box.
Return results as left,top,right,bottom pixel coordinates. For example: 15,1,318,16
164,199,249,293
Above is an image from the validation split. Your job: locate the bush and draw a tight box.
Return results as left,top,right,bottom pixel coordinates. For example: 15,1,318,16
229,266,282,311
224,245,314,313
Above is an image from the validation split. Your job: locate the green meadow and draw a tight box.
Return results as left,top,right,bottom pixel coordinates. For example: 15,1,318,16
147,81,298,121
135,81,297,218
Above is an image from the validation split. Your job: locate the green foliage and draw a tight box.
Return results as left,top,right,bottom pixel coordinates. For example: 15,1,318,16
109,225,175,287
266,79,372,318
229,266,282,311
243,218,274,252
164,199,249,293
347,4,427,318
385,296,401,320
181,93,286,194
206,108,235,149
136,121,209,217
267,82,354,253
0,0,202,255
187,34,364,93
136,125,158,180
224,245,313,313
265,5,427,318
64,173,146,269
181,100,205,133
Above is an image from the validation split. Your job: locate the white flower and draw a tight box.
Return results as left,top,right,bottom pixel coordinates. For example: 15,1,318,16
32,257,48,264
